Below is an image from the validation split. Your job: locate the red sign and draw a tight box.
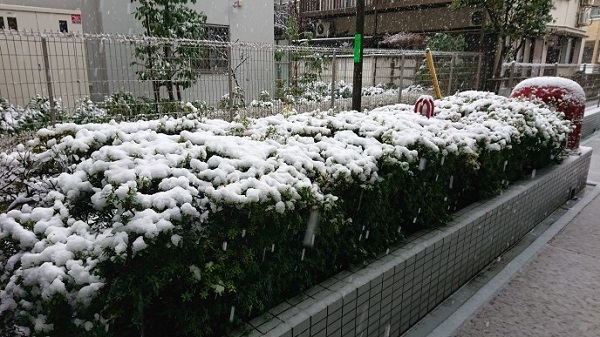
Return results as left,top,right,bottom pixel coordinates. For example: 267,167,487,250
71,14,81,24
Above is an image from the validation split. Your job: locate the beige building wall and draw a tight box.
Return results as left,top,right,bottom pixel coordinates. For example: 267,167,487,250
583,13,600,63
547,0,588,64
0,4,88,111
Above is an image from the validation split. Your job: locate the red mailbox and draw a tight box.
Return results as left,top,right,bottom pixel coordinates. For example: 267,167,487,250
511,77,585,149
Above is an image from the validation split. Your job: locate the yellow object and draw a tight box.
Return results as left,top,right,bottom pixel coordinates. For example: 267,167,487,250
426,49,442,99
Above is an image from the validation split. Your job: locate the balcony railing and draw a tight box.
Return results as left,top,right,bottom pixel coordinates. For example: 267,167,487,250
299,0,450,15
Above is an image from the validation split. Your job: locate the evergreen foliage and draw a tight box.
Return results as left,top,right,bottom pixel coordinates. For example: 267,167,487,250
131,0,207,101
0,91,571,337
450,0,554,80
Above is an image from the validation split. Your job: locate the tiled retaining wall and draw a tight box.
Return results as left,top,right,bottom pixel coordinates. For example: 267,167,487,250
582,111,600,139
242,148,592,337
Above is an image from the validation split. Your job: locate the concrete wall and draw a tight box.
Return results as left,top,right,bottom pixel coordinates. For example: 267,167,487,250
4,1,274,105
10,0,274,42
0,0,81,11
0,4,83,32
231,0,275,43
240,148,592,337
552,0,582,28
79,0,274,43
582,111,600,138
0,5,88,110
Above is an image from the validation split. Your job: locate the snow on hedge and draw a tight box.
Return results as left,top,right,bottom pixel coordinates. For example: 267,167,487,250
0,99,43,133
0,91,571,333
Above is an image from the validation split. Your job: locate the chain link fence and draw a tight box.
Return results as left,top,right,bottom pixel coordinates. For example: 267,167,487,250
0,31,483,121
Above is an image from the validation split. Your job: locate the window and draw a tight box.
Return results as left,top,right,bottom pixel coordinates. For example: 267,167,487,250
592,7,600,19
7,17,17,30
582,41,594,64
0,17,4,30
59,20,68,33
193,25,230,72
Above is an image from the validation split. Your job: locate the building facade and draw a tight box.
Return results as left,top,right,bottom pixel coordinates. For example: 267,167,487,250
0,0,274,43
0,0,274,110
582,6,600,64
296,0,593,87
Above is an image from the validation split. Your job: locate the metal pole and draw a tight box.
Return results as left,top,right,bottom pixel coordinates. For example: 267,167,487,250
475,53,482,90
227,46,234,121
508,61,516,89
448,54,456,95
398,53,405,103
372,54,377,87
41,37,56,126
330,49,337,110
352,0,365,111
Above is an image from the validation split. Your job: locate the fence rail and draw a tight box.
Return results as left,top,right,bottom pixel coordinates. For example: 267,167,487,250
299,0,449,14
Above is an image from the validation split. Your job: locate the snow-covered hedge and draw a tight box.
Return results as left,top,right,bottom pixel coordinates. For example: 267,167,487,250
0,91,570,336
0,97,62,134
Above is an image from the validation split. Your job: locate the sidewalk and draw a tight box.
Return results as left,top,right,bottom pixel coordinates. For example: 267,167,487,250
403,110,600,337
452,117,600,337
453,183,600,336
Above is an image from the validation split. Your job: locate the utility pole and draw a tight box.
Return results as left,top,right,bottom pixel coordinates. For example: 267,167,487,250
352,0,365,112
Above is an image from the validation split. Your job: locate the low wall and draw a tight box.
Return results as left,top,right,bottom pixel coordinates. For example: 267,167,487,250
240,148,592,337
582,111,600,139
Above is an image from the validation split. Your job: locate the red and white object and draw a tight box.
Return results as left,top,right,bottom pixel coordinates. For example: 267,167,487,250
414,95,435,118
511,77,585,149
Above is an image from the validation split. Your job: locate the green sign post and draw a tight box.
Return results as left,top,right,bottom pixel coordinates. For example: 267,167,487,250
352,0,365,111
354,34,362,63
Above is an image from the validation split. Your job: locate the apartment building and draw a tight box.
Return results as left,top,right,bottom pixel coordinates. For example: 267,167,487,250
296,0,592,77
582,6,600,64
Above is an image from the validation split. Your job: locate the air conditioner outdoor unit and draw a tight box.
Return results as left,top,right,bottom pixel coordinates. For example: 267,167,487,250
578,9,592,26
315,20,332,38
580,0,594,7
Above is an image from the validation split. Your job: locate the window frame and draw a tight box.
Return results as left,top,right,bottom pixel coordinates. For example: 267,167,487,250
194,24,230,74
7,16,17,30
59,20,68,33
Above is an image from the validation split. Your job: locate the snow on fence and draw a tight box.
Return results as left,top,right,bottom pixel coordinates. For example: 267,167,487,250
0,30,483,126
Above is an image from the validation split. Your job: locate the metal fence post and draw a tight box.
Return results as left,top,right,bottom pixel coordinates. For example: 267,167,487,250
41,36,56,126
398,53,405,103
554,62,559,76
227,45,234,121
372,53,377,87
475,53,482,90
448,54,456,95
508,61,516,89
330,49,337,110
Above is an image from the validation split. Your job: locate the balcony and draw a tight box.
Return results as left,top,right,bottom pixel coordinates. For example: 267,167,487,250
299,0,452,17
